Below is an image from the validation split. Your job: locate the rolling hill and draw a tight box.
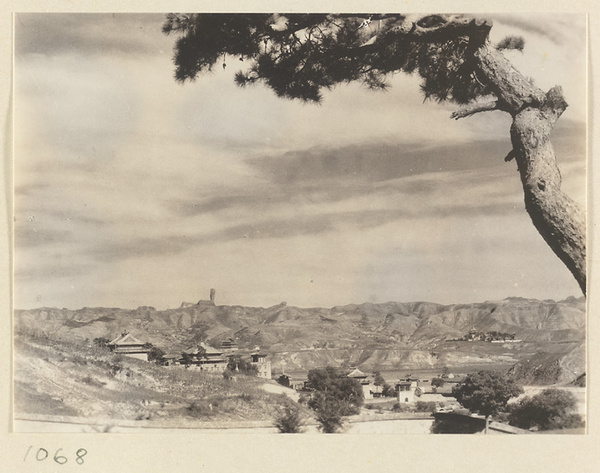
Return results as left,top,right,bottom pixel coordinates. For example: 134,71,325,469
14,296,586,384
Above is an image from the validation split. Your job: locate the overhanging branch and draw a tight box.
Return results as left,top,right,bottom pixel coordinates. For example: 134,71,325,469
450,100,499,119
391,14,492,44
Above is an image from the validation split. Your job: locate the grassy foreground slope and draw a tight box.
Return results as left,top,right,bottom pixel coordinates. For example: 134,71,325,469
14,333,302,425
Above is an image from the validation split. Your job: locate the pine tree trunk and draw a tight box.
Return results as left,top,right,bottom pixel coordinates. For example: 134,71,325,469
474,44,586,294
510,106,586,294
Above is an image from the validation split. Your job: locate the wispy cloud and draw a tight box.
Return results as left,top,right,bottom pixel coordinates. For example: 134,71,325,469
15,13,167,57
248,140,511,185
490,14,579,45
12,13,587,310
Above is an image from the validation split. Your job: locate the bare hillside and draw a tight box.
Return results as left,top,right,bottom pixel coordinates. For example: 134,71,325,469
14,334,301,424
14,296,586,383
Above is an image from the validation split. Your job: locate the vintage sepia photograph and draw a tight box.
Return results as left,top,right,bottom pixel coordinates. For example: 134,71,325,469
12,12,587,436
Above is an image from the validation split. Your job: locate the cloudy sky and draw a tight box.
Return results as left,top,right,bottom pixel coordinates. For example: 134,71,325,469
13,13,587,310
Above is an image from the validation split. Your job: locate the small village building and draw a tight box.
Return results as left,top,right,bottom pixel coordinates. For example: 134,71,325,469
277,373,292,388
290,380,306,390
276,373,306,390
347,367,373,400
250,353,272,379
277,374,307,391
108,331,151,361
467,327,480,341
396,377,421,403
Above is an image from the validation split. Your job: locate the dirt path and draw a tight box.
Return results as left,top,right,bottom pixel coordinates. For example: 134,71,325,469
260,383,300,401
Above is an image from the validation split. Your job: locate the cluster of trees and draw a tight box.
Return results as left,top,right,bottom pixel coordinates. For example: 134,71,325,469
226,355,258,376
451,370,524,433
146,345,166,364
433,370,583,433
508,388,583,431
93,337,110,348
373,371,395,397
431,377,445,388
275,368,399,432
304,366,364,433
273,366,365,433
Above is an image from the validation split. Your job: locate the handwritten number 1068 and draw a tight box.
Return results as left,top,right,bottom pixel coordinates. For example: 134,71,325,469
24,446,87,465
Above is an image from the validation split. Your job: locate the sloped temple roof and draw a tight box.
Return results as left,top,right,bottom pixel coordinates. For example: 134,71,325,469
109,332,146,346
183,342,223,356
347,368,367,378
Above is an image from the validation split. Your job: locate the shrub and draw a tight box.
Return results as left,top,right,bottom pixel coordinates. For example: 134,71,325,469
431,377,445,388
274,405,306,433
93,337,110,348
81,375,104,387
509,388,584,431
392,402,409,413
148,346,166,364
185,401,212,418
71,354,88,365
382,384,395,397
373,371,386,386
415,401,437,413
109,362,123,376
311,392,345,433
298,393,309,405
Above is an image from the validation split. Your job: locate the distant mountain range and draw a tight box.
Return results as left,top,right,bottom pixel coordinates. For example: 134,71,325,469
14,296,586,385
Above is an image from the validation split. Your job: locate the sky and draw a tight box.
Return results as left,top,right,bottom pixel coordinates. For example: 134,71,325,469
13,13,587,310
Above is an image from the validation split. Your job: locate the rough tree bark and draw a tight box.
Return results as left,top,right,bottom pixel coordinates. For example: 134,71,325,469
471,42,586,295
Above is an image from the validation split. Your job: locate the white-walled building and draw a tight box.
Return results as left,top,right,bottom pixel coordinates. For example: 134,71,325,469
250,353,271,379
396,378,421,404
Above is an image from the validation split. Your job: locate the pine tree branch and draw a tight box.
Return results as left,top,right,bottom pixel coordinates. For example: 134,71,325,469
475,44,546,114
392,14,492,43
450,100,499,119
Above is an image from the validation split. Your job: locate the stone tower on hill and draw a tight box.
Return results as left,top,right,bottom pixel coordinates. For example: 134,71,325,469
197,288,216,306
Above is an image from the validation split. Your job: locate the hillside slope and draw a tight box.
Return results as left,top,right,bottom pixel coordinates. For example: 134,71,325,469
14,334,300,424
